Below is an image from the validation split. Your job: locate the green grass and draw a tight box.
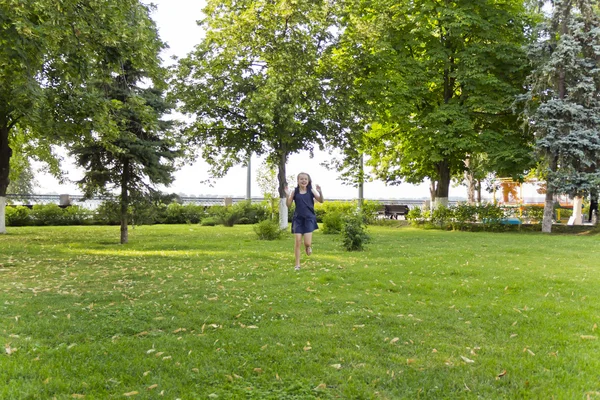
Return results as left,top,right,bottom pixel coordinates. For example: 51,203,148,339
1,225,599,399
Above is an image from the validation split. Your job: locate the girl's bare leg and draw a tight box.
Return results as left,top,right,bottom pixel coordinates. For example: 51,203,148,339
294,234,303,267
304,232,313,255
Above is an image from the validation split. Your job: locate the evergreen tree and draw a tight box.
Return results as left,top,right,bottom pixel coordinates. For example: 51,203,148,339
521,0,600,232
71,61,181,244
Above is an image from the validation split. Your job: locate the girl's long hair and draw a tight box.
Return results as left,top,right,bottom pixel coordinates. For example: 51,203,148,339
295,172,312,194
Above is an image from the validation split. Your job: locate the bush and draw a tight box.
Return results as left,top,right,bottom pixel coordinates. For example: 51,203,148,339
232,201,269,224
31,204,68,226
5,206,31,226
341,212,370,251
431,205,453,228
200,217,218,226
322,211,343,234
163,202,205,224
254,219,285,240
94,201,122,225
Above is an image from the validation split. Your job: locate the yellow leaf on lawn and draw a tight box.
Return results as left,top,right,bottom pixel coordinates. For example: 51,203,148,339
406,359,416,365
254,368,263,374
147,384,158,390
330,364,342,370
390,338,399,344
460,356,475,364
593,323,597,331
303,346,312,351
581,335,597,340
315,383,327,390
72,395,85,399
123,391,139,396
496,370,507,380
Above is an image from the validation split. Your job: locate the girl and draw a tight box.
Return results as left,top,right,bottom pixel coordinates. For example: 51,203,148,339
286,172,324,271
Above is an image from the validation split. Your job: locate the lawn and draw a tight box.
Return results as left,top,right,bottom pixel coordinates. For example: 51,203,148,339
1,224,599,399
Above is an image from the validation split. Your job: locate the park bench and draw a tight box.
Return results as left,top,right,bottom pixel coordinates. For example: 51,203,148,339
381,204,410,219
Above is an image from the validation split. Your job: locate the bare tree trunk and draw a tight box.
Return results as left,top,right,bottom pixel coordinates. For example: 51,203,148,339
120,159,130,244
433,159,451,208
277,151,288,230
476,180,482,204
542,157,557,233
0,123,12,234
246,153,251,200
464,158,475,204
358,152,364,210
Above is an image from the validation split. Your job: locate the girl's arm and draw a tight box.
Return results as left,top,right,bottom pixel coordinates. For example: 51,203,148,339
312,184,324,203
285,186,295,207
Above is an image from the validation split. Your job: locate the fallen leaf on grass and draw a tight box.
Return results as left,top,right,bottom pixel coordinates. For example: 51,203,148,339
460,356,475,364
496,370,507,380
580,335,597,340
5,344,17,355
406,359,416,365
315,383,327,390
303,346,312,351
71,395,85,399
147,384,158,390
253,368,263,374
123,391,139,396
330,364,342,370
390,338,400,345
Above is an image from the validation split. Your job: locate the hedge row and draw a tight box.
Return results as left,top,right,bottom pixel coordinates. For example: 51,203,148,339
5,199,383,227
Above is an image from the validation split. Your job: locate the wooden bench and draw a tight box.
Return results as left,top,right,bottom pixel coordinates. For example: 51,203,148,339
379,204,410,219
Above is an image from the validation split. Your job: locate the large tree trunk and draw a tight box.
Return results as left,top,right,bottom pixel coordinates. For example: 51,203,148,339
542,157,558,233
464,158,475,204
433,159,451,208
0,123,12,234
120,159,130,244
277,151,288,230
0,196,5,234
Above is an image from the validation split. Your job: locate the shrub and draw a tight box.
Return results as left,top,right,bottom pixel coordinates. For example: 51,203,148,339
163,202,205,224
322,211,343,234
31,204,67,226
477,204,506,228
232,201,269,224
208,205,240,227
431,205,453,228
5,206,31,226
94,201,122,225
200,217,218,226
406,206,423,224
521,205,544,224
254,219,284,240
341,212,370,251
62,205,94,225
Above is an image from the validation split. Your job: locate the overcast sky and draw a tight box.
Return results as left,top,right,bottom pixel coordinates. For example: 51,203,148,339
37,0,446,200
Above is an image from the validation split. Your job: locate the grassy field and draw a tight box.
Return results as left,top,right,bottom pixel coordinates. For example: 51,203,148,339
1,224,599,399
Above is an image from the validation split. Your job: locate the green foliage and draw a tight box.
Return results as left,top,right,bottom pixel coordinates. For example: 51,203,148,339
200,217,218,226
253,219,284,240
30,204,68,226
163,202,206,224
93,201,122,226
344,0,533,198
5,206,31,226
340,212,370,251
231,201,269,225
322,211,343,234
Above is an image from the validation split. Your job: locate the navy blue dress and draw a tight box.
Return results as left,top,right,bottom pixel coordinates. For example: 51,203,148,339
292,190,319,234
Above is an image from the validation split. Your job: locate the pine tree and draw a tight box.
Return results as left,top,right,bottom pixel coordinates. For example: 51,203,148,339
522,0,600,232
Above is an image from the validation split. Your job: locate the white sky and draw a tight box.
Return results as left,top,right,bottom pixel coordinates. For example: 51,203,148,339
36,0,451,200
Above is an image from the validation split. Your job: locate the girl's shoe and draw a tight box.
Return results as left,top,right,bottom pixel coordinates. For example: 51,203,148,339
295,265,301,271
305,246,312,256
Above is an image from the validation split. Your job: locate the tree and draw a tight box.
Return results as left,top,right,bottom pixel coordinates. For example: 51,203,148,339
520,0,600,232
0,0,165,233
341,0,533,207
171,0,341,229
71,61,180,244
